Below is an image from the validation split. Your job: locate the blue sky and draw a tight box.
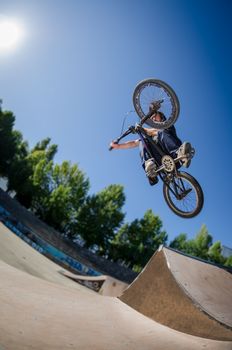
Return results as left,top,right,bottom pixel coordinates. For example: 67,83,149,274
0,0,232,247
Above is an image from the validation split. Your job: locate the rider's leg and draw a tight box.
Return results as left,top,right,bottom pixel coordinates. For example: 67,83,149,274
176,142,195,167
159,130,194,168
139,141,158,185
158,129,182,159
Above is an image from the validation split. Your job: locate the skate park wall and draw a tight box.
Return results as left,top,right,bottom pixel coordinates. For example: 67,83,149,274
0,189,137,284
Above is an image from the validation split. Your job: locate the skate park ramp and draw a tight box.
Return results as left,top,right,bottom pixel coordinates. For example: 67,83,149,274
0,222,126,297
1,223,232,350
59,269,128,296
0,222,97,292
120,245,232,341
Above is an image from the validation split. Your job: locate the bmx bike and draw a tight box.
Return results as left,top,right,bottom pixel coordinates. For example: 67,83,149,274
110,78,204,218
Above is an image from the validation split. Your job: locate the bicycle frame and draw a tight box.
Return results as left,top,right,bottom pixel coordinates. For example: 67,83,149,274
115,124,186,183
136,128,165,167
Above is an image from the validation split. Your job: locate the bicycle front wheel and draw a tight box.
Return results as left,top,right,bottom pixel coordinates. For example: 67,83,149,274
163,172,204,218
133,78,180,129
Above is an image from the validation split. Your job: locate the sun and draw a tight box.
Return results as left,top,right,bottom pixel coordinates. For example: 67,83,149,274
0,17,24,51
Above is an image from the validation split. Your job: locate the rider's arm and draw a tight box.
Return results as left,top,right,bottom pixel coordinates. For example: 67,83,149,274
110,139,140,150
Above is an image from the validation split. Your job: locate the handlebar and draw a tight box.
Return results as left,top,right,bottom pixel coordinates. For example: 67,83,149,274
109,144,117,151
109,109,157,151
109,126,136,151
109,100,165,150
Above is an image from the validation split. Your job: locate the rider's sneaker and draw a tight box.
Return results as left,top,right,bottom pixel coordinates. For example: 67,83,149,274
177,142,194,168
145,159,157,177
145,159,158,185
148,176,159,186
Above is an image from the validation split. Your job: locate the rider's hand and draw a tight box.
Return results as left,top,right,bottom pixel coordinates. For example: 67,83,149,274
134,123,141,132
109,141,118,150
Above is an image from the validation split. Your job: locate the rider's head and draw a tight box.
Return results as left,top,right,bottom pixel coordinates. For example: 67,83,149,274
151,111,166,122
149,102,166,122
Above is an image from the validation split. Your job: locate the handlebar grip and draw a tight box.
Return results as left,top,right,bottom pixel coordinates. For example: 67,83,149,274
109,139,119,151
109,126,134,151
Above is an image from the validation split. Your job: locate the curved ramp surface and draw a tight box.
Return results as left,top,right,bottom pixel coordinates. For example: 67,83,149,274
1,223,232,349
59,269,128,296
120,246,232,340
0,222,127,297
0,223,91,293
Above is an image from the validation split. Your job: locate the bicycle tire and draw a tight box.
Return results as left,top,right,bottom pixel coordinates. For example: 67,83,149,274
163,172,204,218
133,78,180,129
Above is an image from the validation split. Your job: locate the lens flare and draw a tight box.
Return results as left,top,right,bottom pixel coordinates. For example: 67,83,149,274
0,17,24,51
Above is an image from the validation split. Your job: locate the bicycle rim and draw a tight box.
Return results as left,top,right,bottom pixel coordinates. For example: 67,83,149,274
133,79,180,129
163,172,203,218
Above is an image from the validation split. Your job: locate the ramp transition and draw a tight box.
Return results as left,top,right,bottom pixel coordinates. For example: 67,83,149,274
120,246,232,340
2,223,231,349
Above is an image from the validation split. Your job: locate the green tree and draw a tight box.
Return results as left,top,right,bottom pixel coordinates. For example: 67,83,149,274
31,160,89,233
110,209,167,272
0,106,20,177
225,256,232,267
169,225,231,267
7,137,58,208
0,104,37,206
0,103,89,234
170,224,213,260
192,224,213,259
75,184,125,254
169,233,188,251
208,241,226,265
170,233,197,256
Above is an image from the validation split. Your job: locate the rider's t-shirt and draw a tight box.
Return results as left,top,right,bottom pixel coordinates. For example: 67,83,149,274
157,125,182,157
139,125,182,165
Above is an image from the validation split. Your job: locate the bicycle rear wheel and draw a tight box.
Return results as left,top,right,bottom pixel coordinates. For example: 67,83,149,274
133,78,180,129
163,172,204,218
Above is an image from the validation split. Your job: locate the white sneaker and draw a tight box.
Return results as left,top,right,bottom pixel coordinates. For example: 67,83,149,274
177,142,195,168
145,159,157,178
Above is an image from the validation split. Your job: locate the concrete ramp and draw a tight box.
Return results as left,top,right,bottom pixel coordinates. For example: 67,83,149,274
120,246,232,341
2,223,231,349
59,269,128,296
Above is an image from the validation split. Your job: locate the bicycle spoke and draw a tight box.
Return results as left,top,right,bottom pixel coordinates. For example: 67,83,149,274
133,79,180,129
167,176,198,214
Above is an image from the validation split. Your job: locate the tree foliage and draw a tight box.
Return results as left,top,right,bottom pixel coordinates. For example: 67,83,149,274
0,107,20,177
75,185,125,254
225,256,232,267
31,160,89,233
169,233,188,251
170,224,212,260
208,241,226,265
7,137,58,208
109,209,167,272
169,225,232,267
